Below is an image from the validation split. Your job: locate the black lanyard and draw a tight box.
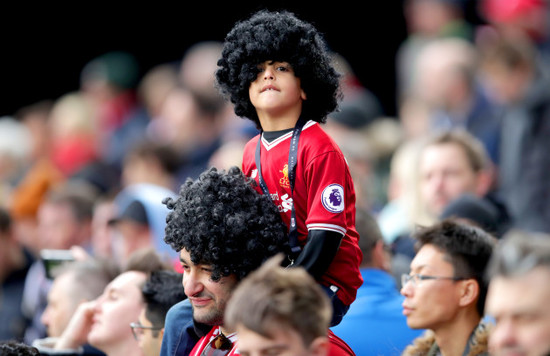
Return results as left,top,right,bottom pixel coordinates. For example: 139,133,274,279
255,117,307,259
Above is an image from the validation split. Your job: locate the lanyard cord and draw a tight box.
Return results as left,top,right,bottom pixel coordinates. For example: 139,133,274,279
254,117,307,259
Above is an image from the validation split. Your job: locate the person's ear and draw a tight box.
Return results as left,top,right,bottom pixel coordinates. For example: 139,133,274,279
308,336,329,356
159,327,165,340
301,89,307,101
458,279,479,308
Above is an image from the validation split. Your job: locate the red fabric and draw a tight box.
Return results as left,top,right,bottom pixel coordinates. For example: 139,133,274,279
328,330,356,356
242,121,363,306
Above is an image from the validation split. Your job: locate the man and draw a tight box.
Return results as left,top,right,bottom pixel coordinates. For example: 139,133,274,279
418,130,494,224
418,129,510,239
485,230,550,355
401,219,495,355
33,248,168,356
132,270,186,356
22,182,96,343
225,254,355,356
480,35,550,234
331,208,424,355
41,259,117,338
160,166,289,355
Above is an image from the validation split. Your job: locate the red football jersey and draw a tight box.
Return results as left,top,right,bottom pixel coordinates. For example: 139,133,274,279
242,121,363,306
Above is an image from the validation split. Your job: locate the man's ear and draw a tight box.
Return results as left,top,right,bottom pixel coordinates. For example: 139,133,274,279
308,336,329,356
301,89,307,101
159,327,165,340
458,279,479,308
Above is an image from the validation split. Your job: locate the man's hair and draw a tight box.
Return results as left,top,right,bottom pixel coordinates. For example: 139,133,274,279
141,270,186,330
163,166,289,281
422,129,490,173
486,229,550,280
225,254,331,347
356,207,384,266
0,207,11,235
125,140,181,175
215,9,341,129
413,218,496,316
44,182,96,222
51,258,119,304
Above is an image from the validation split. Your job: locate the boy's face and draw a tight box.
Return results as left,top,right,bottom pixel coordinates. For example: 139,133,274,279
249,61,306,129
236,324,328,356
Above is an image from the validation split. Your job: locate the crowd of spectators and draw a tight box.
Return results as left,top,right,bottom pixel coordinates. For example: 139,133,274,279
1,0,550,355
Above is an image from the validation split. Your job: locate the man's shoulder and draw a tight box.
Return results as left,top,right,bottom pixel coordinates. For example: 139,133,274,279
328,330,356,356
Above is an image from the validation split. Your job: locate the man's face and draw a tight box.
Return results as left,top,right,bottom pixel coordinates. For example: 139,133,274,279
37,202,82,250
135,308,163,356
419,143,480,217
41,273,77,337
401,244,465,331
486,268,550,356
180,248,238,326
88,271,146,351
236,325,328,356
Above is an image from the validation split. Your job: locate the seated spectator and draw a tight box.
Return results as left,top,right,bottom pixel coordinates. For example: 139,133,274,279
132,270,186,356
485,230,550,355
226,254,356,356
160,166,289,356
33,248,168,356
401,219,496,355
41,258,118,339
0,208,34,341
331,208,424,355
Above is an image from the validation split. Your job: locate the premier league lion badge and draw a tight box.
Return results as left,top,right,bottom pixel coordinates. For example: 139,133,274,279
321,184,344,213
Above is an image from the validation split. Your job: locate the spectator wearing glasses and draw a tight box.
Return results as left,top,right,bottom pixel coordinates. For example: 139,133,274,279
160,167,289,356
485,230,550,355
33,248,169,356
401,219,496,356
331,208,424,355
131,269,185,356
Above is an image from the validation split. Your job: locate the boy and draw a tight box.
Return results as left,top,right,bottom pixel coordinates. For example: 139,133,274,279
216,9,362,326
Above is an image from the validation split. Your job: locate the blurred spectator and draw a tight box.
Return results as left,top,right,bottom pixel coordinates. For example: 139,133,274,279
478,0,550,75
412,37,502,163
0,208,34,341
485,229,550,355
21,182,96,344
105,62,180,171
401,219,495,355
397,0,476,103
80,51,139,162
111,139,180,265
0,116,32,206
121,140,180,193
41,258,118,338
417,130,503,229
331,208,424,355
48,92,98,177
134,270,186,356
10,101,65,256
480,34,550,233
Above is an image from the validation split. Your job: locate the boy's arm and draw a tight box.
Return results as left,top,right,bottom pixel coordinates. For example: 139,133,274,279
292,229,342,280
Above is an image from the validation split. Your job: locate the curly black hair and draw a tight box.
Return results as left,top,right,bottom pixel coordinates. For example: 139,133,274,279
215,9,341,129
163,166,289,281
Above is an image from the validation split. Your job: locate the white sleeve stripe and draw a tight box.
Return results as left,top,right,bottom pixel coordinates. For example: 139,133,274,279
307,223,346,235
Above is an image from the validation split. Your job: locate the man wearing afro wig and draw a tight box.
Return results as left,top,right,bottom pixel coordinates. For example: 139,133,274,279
216,9,362,326
160,167,290,355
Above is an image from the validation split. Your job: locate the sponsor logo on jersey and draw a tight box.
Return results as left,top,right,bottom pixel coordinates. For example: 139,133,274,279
321,184,344,213
279,164,290,188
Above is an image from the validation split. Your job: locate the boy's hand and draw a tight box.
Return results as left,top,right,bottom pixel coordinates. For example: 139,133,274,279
55,300,97,350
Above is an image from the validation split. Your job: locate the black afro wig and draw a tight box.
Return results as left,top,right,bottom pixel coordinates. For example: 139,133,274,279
163,166,289,281
215,9,341,129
